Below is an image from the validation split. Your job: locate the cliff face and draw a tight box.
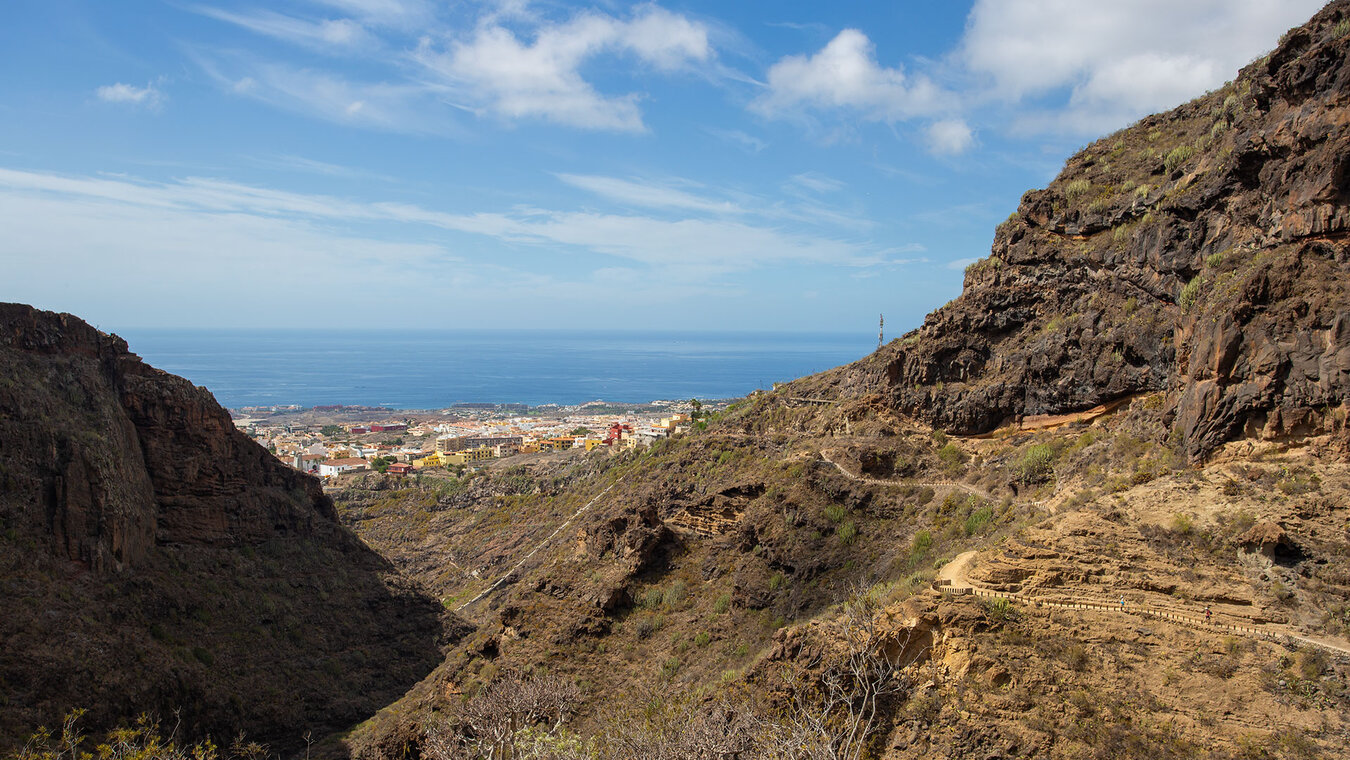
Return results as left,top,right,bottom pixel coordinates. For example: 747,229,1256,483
0,303,334,573
0,304,457,752
797,1,1350,460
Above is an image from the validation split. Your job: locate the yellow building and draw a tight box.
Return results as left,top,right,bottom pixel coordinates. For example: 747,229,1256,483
584,438,606,451
520,440,541,454
443,446,494,465
413,452,444,468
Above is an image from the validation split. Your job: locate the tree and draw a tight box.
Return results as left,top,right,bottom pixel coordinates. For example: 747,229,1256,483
568,427,592,437
370,456,392,473
320,424,344,437
423,673,582,760
764,585,924,760
689,399,703,419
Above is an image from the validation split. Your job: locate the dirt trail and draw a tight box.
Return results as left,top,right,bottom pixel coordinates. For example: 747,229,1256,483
933,552,1350,660
819,450,995,501
935,550,978,590
455,480,618,613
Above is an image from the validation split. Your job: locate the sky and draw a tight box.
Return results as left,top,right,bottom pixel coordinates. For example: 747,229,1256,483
0,0,1327,333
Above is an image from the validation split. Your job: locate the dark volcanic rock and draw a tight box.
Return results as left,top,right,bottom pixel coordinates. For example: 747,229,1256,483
0,303,460,752
792,1,1350,460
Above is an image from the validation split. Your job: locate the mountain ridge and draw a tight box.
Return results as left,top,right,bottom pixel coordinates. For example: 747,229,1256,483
790,2,1350,462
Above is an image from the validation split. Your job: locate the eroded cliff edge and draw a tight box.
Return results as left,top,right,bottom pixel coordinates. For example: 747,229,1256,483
0,303,462,753
793,2,1350,460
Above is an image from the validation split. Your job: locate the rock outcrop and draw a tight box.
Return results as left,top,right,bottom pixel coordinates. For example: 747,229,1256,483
0,304,455,752
0,303,335,573
795,1,1350,460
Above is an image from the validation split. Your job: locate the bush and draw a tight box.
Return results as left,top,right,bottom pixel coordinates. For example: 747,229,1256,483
713,593,731,614
693,632,711,647
662,580,688,607
768,572,785,592
1064,178,1092,200
1170,513,1194,535
824,504,847,523
837,520,858,545
910,530,933,562
1178,276,1202,310
1164,144,1196,173
964,506,994,536
1017,444,1056,483
634,613,663,639
1063,644,1089,670
937,443,967,469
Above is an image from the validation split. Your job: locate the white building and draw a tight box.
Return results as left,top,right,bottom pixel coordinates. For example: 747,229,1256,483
318,458,369,477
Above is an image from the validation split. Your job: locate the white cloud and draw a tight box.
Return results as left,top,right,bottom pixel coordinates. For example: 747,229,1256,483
201,59,450,134
195,8,374,51
926,119,974,155
752,29,949,122
788,172,844,194
411,5,711,131
95,82,165,109
704,127,767,153
959,0,1326,133
0,168,894,290
555,174,742,214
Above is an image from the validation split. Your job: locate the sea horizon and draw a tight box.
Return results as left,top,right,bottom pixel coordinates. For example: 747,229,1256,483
116,328,879,410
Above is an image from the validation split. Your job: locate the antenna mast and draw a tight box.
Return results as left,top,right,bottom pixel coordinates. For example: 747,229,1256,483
878,313,884,349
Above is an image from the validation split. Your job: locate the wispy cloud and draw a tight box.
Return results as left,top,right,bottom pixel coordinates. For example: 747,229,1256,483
555,173,743,214
703,127,767,153
95,81,165,109
0,168,902,285
193,7,375,52
787,172,844,194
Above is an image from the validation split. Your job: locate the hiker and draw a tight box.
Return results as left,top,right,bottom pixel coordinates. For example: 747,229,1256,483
1119,594,1125,611
1205,605,1212,624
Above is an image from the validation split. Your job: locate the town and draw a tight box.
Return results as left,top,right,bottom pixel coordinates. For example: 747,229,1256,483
230,399,724,479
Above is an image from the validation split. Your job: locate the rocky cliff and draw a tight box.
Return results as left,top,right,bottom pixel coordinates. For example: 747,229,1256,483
794,1,1350,460
0,303,457,753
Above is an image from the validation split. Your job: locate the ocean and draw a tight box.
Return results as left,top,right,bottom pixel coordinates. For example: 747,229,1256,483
115,329,876,410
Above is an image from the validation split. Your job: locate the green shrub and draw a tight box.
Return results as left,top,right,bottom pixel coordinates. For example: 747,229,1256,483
937,443,967,468
768,571,785,592
713,593,731,614
1204,251,1226,268
964,506,994,536
1164,144,1196,173
824,504,847,523
693,631,711,647
1017,444,1056,483
1178,276,1202,310
634,613,663,639
838,520,858,545
1064,178,1092,200
909,530,932,563
1170,513,1194,535
1335,18,1350,38
662,579,688,607
985,597,1015,622
641,588,664,609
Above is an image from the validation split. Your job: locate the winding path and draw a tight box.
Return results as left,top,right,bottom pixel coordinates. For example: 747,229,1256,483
454,480,619,612
933,551,1350,660
819,450,995,501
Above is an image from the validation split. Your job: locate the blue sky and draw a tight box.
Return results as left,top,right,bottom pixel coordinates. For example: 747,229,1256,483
0,0,1325,333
